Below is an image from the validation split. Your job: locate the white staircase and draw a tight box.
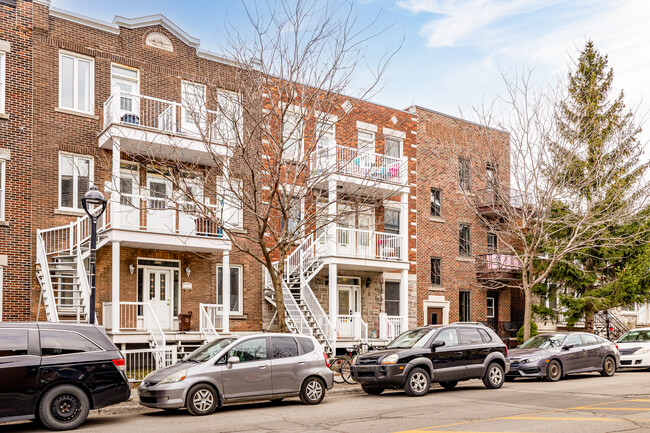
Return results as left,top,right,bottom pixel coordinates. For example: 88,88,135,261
264,233,336,355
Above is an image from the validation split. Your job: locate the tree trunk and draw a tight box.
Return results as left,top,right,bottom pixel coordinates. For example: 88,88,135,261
275,277,286,333
523,284,533,342
584,310,594,333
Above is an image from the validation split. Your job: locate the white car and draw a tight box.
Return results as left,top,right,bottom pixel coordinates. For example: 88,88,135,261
617,328,650,369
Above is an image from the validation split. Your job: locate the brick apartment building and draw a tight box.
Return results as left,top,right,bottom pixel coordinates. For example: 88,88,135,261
0,0,33,322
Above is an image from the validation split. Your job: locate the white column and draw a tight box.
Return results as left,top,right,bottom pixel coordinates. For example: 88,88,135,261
400,270,409,332
111,241,120,332
328,180,337,256
400,192,408,261
111,138,121,229
222,251,230,333
328,264,337,344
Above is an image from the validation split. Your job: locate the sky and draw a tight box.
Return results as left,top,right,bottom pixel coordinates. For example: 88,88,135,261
53,0,650,136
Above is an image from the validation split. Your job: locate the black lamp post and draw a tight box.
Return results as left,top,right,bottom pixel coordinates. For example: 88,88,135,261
81,184,107,325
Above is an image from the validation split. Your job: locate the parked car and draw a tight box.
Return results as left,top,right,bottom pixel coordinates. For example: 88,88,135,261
138,333,333,415
350,323,510,397
0,322,130,431
616,328,650,369
507,332,619,381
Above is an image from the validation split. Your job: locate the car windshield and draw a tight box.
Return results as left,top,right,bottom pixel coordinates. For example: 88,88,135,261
618,330,650,343
184,337,237,362
520,334,565,349
386,328,436,349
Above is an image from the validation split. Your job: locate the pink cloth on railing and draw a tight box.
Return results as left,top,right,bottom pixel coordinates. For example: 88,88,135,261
485,254,521,270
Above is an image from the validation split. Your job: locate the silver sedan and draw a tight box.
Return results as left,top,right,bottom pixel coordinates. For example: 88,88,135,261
138,333,333,415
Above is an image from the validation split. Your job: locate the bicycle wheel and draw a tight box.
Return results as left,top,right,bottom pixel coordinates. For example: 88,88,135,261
341,359,356,384
330,357,347,384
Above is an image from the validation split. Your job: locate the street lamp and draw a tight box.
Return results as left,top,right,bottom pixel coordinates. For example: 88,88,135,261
81,184,107,325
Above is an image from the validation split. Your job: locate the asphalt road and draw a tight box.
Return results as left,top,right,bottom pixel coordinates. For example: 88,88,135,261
4,369,650,433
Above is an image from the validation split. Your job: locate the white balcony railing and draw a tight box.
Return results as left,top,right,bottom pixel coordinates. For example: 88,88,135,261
102,301,166,347
337,313,369,342
334,227,403,261
310,145,407,186
103,90,241,143
199,303,223,341
379,313,403,341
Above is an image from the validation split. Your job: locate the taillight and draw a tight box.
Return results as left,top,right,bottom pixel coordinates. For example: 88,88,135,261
505,345,508,358
323,352,330,368
112,358,126,372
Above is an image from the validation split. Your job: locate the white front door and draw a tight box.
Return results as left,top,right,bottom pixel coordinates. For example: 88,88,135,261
181,81,206,135
337,284,360,338
111,64,140,123
147,174,175,233
145,269,172,329
119,163,140,229
178,178,203,235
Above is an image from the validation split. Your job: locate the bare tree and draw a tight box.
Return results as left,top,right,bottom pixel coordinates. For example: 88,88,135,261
439,70,649,341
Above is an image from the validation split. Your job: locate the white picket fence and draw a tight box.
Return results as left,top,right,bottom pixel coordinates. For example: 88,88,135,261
122,346,178,382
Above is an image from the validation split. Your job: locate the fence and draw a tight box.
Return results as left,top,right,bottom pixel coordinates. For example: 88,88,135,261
122,346,178,382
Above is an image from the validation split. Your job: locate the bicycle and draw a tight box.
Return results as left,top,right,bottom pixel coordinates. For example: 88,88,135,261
329,342,371,384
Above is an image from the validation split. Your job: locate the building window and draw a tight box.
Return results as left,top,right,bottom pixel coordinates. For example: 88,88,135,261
358,130,375,153
430,188,441,217
59,153,93,211
282,114,303,161
216,177,243,229
459,224,471,256
280,196,303,235
385,137,402,158
385,281,400,316
459,291,471,321
486,163,496,191
384,208,400,234
430,258,441,286
217,265,243,315
59,51,94,114
181,81,206,134
0,51,5,114
459,157,470,191
0,160,5,221
487,297,495,318
215,89,242,142
487,232,497,254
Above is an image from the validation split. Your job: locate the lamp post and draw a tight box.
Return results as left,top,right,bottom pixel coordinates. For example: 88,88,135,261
81,184,107,325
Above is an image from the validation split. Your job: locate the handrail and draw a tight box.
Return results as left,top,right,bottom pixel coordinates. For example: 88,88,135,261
36,231,59,322
199,303,221,341
144,302,166,347
264,268,312,336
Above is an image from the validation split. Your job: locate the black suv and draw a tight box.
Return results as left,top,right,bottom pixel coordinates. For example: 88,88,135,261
0,322,130,430
351,323,510,396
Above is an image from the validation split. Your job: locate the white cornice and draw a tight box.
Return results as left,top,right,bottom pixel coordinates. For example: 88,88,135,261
113,14,200,48
49,7,120,34
34,0,51,6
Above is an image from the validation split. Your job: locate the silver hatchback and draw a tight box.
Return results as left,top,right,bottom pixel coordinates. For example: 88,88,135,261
138,333,333,415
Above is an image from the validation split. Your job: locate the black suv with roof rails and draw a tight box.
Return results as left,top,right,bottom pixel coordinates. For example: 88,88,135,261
0,322,130,430
350,323,510,396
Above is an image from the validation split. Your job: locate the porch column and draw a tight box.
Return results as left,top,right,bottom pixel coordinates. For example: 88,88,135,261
399,192,408,260
328,264,337,342
400,270,408,332
222,251,230,333
111,241,120,332
327,180,337,256
111,138,121,229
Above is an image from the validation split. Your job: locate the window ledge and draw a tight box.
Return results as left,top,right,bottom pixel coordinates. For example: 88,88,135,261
229,314,247,320
457,190,475,197
55,107,98,120
54,208,86,217
0,220,8,227
0,113,9,120
428,285,444,291
456,256,475,263
428,216,445,223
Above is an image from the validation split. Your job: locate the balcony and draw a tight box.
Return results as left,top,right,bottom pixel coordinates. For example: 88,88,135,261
310,145,408,194
99,91,233,166
476,253,522,281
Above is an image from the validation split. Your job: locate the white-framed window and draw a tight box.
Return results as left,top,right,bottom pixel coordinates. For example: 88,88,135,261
282,114,303,161
0,51,6,114
59,51,94,114
216,177,243,229
358,130,375,154
0,159,5,221
111,64,139,116
385,136,402,159
316,121,335,151
280,195,304,235
217,264,243,315
214,89,242,142
487,297,495,318
59,153,93,211
181,80,206,134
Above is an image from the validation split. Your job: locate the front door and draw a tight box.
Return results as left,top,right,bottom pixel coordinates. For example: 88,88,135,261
427,307,443,325
429,328,466,381
145,269,172,329
221,337,272,399
111,64,140,123
337,285,360,338
147,174,175,233
561,334,585,373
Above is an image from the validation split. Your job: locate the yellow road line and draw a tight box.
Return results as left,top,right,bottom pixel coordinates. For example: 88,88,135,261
497,416,619,421
572,407,650,411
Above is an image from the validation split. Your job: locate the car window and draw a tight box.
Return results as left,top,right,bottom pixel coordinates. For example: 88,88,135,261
458,328,484,345
186,337,236,363
272,337,299,359
433,329,459,347
618,330,650,343
581,334,599,346
386,328,437,349
296,337,315,354
478,328,493,342
563,334,583,348
40,330,101,356
228,337,267,362
0,329,29,357
520,334,564,349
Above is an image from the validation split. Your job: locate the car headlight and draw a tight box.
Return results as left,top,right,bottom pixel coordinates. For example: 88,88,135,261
381,354,399,365
634,347,650,355
523,356,545,363
159,369,187,384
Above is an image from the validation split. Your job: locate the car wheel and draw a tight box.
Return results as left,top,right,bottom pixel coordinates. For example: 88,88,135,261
545,360,562,382
38,384,90,431
483,362,505,389
300,377,326,405
404,368,430,397
600,356,616,377
186,384,218,416
361,386,384,395
439,381,458,390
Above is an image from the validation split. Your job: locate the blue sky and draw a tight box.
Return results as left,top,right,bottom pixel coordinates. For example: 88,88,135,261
53,0,650,130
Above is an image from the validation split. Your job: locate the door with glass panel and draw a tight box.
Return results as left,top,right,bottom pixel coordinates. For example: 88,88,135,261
111,64,140,125
337,284,360,338
119,162,140,229
181,81,206,135
144,268,172,329
357,207,374,259
146,174,175,233
178,177,203,235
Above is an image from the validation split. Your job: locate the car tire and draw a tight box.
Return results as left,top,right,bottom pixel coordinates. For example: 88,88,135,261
300,377,326,405
361,386,384,395
439,381,458,390
483,362,505,389
600,356,616,377
38,384,90,431
404,367,430,397
186,384,219,416
545,360,562,382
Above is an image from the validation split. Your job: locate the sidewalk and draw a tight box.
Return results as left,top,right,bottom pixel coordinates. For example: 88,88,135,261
94,382,364,416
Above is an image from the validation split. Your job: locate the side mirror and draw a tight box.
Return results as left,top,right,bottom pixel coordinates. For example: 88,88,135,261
562,344,574,350
227,356,240,367
431,341,445,351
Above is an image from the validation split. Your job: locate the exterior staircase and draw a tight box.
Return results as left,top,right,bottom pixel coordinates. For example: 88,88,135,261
264,232,335,355
594,310,629,341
